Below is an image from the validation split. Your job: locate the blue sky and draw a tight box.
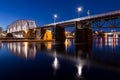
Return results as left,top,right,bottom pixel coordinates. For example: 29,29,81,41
0,0,120,31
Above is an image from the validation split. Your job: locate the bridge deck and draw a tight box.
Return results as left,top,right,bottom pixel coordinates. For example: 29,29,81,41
40,10,120,28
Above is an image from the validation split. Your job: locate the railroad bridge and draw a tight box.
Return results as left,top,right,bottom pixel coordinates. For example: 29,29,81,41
7,20,36,38
38,10,120,43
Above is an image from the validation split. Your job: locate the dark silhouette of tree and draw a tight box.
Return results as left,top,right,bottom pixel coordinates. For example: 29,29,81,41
0,27,2,33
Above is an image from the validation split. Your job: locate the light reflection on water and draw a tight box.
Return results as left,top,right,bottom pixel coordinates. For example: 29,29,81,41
7,42,36,59
52,51,60,75
96,37,119,48
0,38,120,80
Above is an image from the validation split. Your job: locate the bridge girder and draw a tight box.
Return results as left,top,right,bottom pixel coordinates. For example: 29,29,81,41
91,17,120,28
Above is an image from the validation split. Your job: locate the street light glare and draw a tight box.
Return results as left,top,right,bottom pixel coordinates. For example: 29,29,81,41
77,7,82,12
54,14,58,18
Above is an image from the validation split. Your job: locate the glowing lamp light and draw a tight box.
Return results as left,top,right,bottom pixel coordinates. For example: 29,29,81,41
77,7,82,18
77,7,82,12
54,14,58,18
25,30,28,34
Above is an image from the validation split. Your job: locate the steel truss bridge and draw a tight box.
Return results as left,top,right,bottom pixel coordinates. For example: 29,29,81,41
40,10,120,28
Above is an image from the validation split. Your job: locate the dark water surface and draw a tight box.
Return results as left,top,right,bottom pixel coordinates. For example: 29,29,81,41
0,38,120,80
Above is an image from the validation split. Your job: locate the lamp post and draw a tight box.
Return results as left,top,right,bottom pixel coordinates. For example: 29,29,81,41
77,7,82,18
53,14,58,39
87,10,90,17
54,14,57,23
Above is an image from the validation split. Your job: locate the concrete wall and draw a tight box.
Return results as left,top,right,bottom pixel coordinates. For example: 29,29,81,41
42,30,52,40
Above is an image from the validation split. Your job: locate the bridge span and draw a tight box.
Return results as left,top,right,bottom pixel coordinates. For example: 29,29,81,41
41,10,120,28
37,10,120,43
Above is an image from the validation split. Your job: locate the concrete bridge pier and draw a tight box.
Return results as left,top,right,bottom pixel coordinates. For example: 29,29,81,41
75,21,92,43
36,29,41,39
54,25,66,43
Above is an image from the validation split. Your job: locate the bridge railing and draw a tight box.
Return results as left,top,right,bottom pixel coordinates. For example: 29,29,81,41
43,10,120,27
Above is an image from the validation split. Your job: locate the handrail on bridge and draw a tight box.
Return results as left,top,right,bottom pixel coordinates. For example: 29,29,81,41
43,10,120,27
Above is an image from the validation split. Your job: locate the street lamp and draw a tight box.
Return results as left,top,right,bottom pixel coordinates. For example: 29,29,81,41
77,7,82,18
54,14,58,23
53,14,58,39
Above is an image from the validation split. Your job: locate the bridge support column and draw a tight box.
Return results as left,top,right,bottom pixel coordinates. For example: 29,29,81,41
54,26,66,43
38,28,53,40
40,28,47,40
36,29,41,39
75,22,92,43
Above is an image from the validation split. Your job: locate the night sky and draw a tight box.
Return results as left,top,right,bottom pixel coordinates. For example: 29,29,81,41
0,0,120,30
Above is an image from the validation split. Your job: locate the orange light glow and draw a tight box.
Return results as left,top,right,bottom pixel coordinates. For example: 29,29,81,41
25,30,28,34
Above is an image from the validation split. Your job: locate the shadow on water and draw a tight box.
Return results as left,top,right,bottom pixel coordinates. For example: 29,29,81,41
0,38,120,80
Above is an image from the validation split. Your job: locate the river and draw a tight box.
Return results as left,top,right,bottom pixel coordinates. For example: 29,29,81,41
0,37,120,80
